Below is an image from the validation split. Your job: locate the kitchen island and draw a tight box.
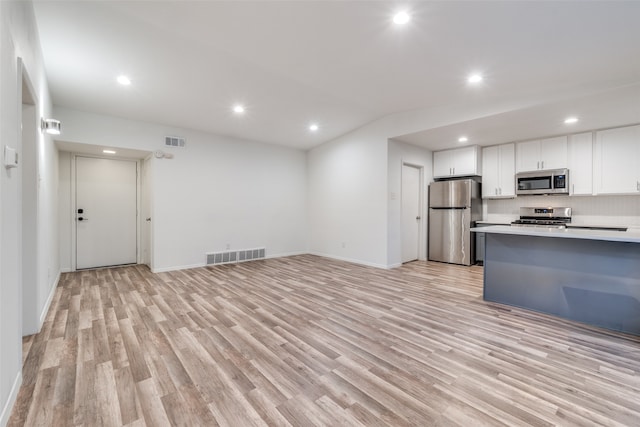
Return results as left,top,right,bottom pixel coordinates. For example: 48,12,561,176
472,225,640,336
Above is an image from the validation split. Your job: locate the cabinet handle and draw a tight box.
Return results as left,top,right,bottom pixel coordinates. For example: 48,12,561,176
637,181,640,191
499,187,502,195
537,161,540,169
541,160,544,169
495,188,498,195
572,184,575,194
452,167,455,175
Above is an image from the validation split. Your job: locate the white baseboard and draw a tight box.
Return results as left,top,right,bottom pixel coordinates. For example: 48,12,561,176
39,270,61,327
308,251,392,269
0,371,22,427
150,251,308,274
151,262,206,273
265,251,307,259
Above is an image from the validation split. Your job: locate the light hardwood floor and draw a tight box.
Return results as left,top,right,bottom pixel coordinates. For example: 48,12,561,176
8,255,640,426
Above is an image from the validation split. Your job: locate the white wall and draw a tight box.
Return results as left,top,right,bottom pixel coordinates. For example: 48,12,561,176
55,107,308,272
387,139,433,267
1,1,58,425
307,125,389,268
58,151,72,271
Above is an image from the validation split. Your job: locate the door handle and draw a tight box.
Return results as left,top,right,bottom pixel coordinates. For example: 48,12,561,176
77,217,88,221
416,216,421,220
146,217,151,222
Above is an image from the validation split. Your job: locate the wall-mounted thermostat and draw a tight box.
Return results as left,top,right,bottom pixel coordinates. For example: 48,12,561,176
4,146,18,168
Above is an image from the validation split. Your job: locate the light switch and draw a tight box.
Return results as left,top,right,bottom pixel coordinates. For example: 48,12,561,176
4,146,18,168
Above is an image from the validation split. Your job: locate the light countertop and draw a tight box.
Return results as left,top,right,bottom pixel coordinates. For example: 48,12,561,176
475,220,513,226
471,225,640,244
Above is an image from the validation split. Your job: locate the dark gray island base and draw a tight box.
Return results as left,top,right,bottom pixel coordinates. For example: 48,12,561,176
476,226,640,336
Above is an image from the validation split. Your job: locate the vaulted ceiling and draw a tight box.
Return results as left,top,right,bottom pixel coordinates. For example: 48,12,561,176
34,1,640,150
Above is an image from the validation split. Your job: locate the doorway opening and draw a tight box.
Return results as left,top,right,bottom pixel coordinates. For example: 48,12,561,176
21,61,39,336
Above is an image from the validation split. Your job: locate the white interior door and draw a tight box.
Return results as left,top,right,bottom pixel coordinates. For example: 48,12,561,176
140,157,152,266
76,156,138,269
401,164,421,263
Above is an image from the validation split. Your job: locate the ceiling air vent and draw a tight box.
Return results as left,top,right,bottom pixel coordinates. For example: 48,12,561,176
165,136,185,148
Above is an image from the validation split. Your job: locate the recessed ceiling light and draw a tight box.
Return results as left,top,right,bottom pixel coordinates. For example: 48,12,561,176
233,104,245,114
393,11,410,25
564,117,579,124
309,124,319,132
103,150,116,154
117,75,131,85
458,136,468,143
467,74,483,84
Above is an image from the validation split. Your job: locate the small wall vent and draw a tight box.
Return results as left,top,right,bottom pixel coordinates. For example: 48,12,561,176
165,136,186,148
206,247,266,266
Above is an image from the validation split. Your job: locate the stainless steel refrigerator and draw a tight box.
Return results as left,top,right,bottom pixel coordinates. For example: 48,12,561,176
428,179,481,265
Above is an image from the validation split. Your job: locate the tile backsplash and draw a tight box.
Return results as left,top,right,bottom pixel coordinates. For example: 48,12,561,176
484,195,640,226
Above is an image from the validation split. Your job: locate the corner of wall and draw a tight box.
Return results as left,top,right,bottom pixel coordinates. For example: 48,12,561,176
0,371,22,427
39,270,61,327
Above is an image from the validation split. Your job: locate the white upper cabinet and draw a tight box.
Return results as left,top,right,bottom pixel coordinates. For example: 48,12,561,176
482,143,515,198
515,140,541,172
516,136,568,172
433,145,480,178
433,150,453,178
568,132,593,196
594,125,640,195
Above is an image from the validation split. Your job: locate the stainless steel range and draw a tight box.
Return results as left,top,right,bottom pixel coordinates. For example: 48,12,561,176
511,207,572,228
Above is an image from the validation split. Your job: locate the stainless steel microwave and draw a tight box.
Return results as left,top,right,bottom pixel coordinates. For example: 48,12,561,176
516,169,569,195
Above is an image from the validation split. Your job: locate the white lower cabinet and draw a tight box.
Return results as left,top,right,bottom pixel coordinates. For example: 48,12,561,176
594,125,640,195
568,132,593,195
482,143,515,198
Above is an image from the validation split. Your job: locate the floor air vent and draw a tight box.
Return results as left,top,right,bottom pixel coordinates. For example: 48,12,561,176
206,247,266,266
